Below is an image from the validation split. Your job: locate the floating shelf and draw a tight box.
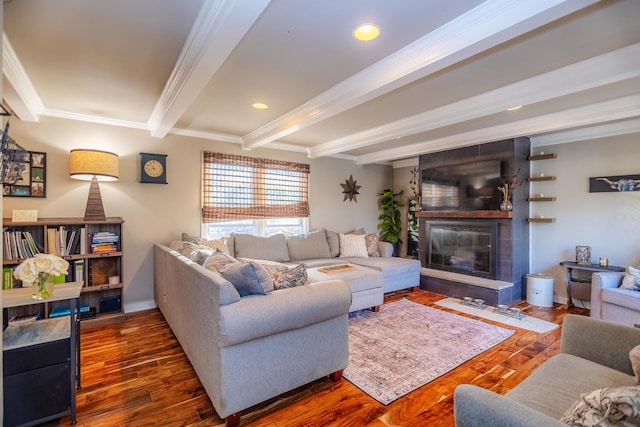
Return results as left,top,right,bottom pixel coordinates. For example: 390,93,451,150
527,218,556,223
527,197,556,202
528,153,557,161
416,210,512,219
528,176,556,182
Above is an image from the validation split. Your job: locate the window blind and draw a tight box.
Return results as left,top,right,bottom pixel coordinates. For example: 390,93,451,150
202,152,310,222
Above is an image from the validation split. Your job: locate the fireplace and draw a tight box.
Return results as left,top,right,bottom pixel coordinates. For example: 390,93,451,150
424,221,497,279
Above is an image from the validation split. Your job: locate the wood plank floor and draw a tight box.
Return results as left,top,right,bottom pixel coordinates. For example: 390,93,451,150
46,289,588,427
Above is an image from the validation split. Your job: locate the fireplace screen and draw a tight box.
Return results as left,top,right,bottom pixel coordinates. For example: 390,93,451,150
426,221,496,279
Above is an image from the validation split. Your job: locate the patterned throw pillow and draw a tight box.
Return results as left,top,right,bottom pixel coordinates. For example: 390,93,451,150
620,266,640,291
631,344,640,384
170,241,215,265
247,260,308,290
364,233,380,257
560,386,640,426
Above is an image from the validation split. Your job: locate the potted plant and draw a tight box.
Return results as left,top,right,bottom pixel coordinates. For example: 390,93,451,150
407,168,420,259
378,188,404,256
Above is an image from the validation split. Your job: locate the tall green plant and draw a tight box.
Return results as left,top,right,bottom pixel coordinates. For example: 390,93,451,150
378,188,404,244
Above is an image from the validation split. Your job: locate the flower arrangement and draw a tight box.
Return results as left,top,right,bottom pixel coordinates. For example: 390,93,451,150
13,254,69,299
497,169,522,211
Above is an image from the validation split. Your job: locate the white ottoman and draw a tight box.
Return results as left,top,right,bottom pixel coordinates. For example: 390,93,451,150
307,264,383,312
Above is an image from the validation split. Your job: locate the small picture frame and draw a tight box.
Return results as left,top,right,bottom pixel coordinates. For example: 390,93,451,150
576,246,591,265
2,151,47,198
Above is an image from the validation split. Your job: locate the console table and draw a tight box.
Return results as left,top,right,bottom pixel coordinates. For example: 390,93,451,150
559,261,625,310
3,282,83,426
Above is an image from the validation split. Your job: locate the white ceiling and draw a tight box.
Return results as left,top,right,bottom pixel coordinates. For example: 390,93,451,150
3,0,640,166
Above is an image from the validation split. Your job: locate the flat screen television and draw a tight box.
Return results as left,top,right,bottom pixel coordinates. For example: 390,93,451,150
421,159,502,211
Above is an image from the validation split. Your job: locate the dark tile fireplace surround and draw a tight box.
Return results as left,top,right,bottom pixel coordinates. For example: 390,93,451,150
417,138,531,305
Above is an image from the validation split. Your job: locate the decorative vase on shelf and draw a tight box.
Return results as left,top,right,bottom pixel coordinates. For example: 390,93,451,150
500,197,513,212
32,272,55,300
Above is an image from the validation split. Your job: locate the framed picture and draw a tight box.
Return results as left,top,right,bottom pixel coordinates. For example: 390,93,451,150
2,151,46,198
576,246,591,265
589,174,640,192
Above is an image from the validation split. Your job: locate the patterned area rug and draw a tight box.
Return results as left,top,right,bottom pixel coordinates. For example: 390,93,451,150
344,298,514,405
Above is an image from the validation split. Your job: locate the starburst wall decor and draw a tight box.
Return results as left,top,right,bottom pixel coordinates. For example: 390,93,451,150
340,174,361,202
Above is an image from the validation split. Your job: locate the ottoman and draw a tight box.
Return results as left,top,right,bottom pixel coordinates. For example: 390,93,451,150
307,264,383,312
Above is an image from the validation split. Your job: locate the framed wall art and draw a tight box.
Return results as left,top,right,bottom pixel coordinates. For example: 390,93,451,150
589,174,640,192
2,151,46,198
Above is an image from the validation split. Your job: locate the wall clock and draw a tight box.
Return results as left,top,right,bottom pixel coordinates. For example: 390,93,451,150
140,152,167,184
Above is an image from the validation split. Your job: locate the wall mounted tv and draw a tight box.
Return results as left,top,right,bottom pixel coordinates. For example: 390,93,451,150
421,159,502,211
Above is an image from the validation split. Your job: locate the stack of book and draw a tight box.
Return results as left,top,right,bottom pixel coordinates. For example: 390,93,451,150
2,230,41,260
91,232,119,254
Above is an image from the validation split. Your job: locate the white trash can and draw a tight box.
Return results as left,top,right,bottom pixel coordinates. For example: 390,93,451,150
526,273,554,307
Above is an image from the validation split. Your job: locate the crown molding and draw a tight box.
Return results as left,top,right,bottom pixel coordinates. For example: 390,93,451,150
241,0,597,150
2,32,45,121
356,95,640,165
147,0,270,138
309,43,640,158
530,118,640,146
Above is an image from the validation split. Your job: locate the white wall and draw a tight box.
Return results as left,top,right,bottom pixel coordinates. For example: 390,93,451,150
2,116,391,311
530,133,640,305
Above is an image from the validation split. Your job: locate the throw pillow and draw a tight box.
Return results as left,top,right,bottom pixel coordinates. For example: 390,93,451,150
231,233,290,262
287,229,331,260
325,230,340,257
203,250,238,273
271,264,308,290
631,344,640,384
196,238,230,255
339,233,369,258
219,260,274,297
170,241,215,265
364,233,380,257
181,232,201,243
620,266,640,291
560,386,640,426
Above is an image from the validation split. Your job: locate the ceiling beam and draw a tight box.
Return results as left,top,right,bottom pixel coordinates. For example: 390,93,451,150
308,43,640,158
147,0,270,138
241,0,599,150
531,118,640,147
356,95,640,164
2,32,45,122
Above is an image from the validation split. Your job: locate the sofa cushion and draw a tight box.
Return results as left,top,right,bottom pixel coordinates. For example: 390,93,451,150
231,233,290,262
620,266,640,291
287,229,331,260
560,385,640,426
506,353,636,420
325,230,340,257
602,288,640,312
339,233,368,258
169,241,215,265
196,238,230,255
219,260,274,296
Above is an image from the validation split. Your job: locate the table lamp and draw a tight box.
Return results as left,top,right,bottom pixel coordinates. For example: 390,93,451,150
69,149,119,221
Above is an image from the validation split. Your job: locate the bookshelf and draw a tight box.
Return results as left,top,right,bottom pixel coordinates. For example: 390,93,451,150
3,217,125,326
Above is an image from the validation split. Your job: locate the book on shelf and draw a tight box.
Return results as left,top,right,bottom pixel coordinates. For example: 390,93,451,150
3,267,13,290
2,230,41,260
74,260,85,284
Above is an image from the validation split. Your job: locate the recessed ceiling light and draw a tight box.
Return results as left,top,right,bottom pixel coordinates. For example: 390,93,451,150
353,23,380,42
252,102,269,110
507,105,522,111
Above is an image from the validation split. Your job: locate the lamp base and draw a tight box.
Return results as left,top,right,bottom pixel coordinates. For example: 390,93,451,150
84,176,107,221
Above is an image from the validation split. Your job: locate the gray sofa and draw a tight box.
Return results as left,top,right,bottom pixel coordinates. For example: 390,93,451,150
154,243,352,427
454,314,640,426
591,271,640,327
224,229,421,294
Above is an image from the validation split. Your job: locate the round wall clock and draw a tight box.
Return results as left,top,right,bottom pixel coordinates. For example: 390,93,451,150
140,152,167,184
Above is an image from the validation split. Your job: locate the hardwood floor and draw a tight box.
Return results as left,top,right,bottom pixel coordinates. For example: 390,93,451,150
46,289,588,427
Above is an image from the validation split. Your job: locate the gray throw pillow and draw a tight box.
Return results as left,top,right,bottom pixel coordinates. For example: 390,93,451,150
326,230,340,258
219,260,274,296
287,229,331,260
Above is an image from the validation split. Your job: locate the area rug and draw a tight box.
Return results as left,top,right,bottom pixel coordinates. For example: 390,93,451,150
435,298,558,333
343,298,514,405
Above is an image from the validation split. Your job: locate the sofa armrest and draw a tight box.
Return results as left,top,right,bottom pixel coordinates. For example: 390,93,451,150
378,241,393,257
561,314,640,375
590,272,626,319
454,384,564,427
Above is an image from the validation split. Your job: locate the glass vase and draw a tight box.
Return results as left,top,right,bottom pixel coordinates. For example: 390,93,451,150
32,272,55,300
499,197,513,212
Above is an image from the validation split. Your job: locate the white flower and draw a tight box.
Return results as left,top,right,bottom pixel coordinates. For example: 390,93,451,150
13,254,69,282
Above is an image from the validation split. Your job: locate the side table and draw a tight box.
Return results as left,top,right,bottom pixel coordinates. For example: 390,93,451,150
3,282,83,426
559,261,625,310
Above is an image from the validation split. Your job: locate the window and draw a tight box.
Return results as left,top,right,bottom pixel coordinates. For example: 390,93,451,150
201,152,310,237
